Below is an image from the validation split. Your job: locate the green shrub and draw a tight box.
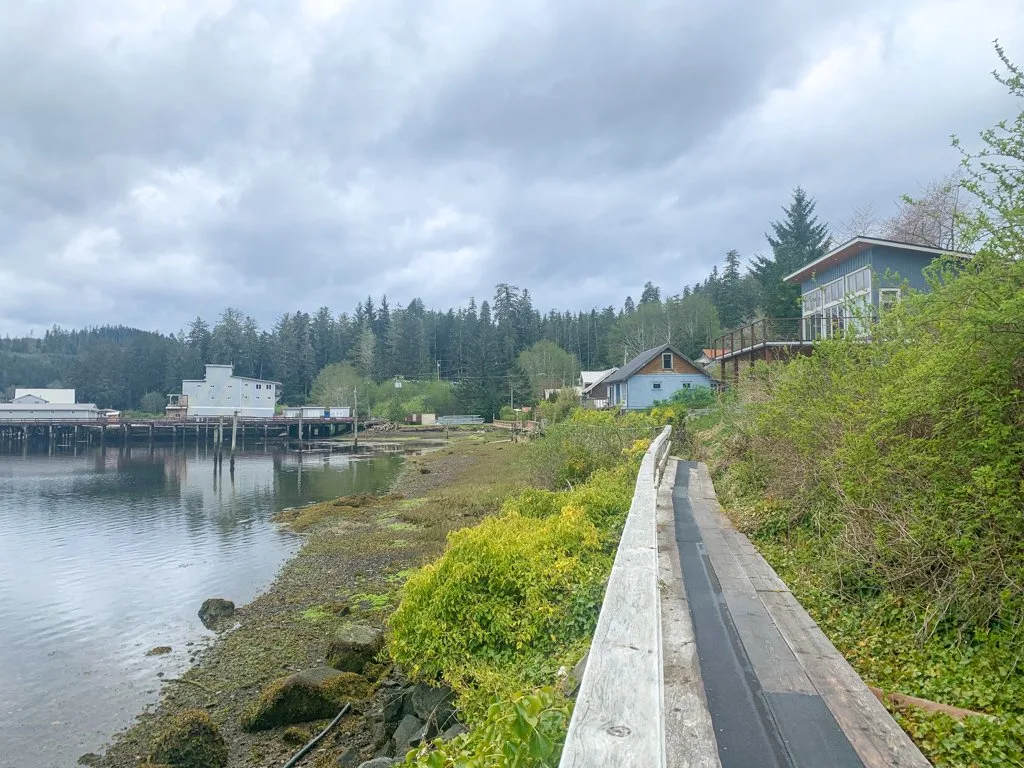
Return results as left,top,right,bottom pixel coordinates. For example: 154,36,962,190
388,503,609,697
402,688,571,768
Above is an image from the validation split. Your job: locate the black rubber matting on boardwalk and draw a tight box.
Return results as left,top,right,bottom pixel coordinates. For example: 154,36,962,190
672,461,864,768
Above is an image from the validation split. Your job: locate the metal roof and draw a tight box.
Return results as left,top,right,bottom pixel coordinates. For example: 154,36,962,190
582,368,617,395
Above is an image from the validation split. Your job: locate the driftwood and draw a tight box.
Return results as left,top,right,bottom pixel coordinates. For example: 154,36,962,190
869,686,994,720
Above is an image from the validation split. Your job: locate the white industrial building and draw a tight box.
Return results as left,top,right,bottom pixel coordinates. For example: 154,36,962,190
0,388,102,422
181,364,282,418
13,388,77,404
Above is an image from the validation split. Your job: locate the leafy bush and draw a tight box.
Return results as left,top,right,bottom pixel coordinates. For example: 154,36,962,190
139,391,166,414
528,407,673,489
402,688,571,768
658,385,716,409
388,502,609,704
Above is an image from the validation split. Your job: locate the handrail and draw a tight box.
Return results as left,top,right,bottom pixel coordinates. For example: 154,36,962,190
559,425,672,768
712,315,873,358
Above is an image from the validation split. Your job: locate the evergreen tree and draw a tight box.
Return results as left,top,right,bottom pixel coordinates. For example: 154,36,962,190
717,250,745,329
639,282,661,305
751,187,831,318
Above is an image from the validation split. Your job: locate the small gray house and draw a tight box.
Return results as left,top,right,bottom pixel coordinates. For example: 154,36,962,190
784,236,973,339
601,344,714,410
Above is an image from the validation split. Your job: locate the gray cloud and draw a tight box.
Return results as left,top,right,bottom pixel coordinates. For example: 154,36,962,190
0,0,1022,335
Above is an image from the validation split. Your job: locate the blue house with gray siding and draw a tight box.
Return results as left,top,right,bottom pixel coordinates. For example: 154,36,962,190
784,237,973,340
602,344,713,410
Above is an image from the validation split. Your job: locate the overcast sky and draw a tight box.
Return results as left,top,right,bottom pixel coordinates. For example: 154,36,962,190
1,0,1021,336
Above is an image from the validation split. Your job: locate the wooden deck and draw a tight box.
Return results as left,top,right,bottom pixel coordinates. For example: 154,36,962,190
561,449,931,767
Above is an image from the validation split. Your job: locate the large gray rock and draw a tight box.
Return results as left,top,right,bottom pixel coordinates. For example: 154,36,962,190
408,684,457,733
382,690,405,725
440,722,468,742
336,746,360,767
327,624,384,674
198,598,235,631
392,714,426,751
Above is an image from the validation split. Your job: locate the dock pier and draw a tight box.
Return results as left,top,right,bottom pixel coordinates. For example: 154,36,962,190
0,415,366,451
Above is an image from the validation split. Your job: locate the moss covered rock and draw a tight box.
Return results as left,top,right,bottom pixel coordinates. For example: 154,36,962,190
242,667,372,732
150,710,228,768
326,624,384,674
198,598,235,631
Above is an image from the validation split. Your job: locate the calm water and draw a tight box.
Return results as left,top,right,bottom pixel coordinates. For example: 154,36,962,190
0,444,403,768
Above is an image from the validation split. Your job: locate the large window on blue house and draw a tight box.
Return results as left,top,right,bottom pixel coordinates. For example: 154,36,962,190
802,267,872,340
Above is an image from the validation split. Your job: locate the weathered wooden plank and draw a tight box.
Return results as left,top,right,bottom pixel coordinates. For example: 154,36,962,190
656,463,721,768
720,590,817,696
560,427,672,768
758,579,932,766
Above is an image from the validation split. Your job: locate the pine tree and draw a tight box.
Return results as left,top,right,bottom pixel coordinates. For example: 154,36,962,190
639,282,661,305
717,250,745,329
751,187,831,318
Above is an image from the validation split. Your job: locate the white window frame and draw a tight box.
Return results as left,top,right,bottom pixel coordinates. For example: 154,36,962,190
879,288,901,311
802,267,872,339
662,352,672,370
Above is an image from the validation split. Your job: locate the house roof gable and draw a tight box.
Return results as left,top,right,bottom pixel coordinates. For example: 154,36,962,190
604,344,708,384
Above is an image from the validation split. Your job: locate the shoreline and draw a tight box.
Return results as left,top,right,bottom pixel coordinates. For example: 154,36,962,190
96,428,522,768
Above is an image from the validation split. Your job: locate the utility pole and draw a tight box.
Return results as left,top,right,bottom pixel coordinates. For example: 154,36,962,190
509,374,514,411
353,387,359,449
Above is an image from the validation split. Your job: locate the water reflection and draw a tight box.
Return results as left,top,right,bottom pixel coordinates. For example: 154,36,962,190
0,444,402,768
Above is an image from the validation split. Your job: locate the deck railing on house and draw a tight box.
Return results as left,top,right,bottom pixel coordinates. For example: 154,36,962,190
713,315,870,359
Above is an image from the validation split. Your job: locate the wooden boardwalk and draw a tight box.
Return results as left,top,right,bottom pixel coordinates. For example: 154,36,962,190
562,446,931,767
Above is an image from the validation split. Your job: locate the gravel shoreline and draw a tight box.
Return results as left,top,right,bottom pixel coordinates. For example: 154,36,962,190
96,430,519,768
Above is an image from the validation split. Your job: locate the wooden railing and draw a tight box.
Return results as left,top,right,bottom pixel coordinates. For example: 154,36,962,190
560,425,672,768
713,315,870,358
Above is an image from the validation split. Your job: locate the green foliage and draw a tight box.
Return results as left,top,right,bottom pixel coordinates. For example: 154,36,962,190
659,385,716,409
309,362,367,407
536,389,578,425
527,408,662,488
388,502,609,698
517,341,579,400
402,688,571,768
749,187,831,318
389,416,650,763
139,391,166,414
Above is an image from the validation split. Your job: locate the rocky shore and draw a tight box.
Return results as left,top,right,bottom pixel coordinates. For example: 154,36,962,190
97,430,522,768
